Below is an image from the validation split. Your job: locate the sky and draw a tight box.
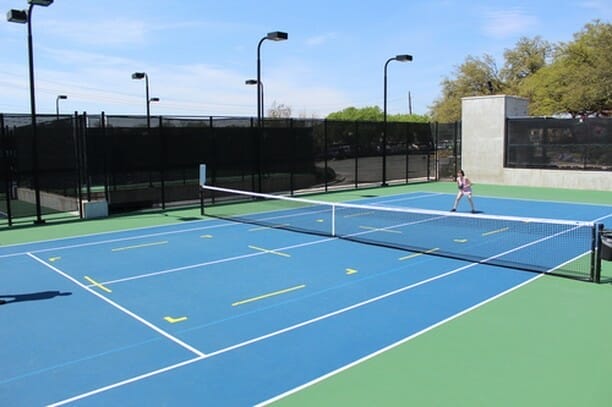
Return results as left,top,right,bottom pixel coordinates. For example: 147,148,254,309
0,0,610,119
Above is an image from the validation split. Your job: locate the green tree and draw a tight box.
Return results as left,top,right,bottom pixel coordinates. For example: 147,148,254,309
430,54,500,122
387,113,430,123
326,106,383,121
522,20,612,117
326,106,430,122
429,20,611,120
500,36,553,94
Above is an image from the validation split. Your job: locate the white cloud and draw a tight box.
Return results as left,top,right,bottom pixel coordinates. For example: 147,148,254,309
43,47,136,68
305,32,338,47
481,8,539,38
578,1,612,18
43,18,149,46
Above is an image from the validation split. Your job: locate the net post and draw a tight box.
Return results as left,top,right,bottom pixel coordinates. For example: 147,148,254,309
200,187,205,216
331,204,336,237
199,164,207,216
593,223,603,283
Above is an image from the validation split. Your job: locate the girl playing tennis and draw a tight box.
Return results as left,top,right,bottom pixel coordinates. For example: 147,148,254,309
451,169,476,213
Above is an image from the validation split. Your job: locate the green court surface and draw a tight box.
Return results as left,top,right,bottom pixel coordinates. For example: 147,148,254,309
1,182,611,406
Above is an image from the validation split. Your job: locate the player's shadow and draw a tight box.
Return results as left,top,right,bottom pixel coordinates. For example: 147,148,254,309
0,290,72,305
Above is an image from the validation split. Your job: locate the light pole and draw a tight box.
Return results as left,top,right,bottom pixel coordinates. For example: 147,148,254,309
245,79,263,118
255,31,287,192
55,94,67,119
131,72,159,128
256,31,287,126
7,0,54,224
382,54,413,186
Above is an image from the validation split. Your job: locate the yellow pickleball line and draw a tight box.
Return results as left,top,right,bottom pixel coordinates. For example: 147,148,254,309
399,248,440,261
84,276,112,293
164,316,188,324
248,245,291,257
359,226,402,234
232,284,306,306
482,227,510,236
111,241,168,252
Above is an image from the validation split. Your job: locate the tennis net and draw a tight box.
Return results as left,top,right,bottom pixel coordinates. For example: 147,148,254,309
200,184,602,281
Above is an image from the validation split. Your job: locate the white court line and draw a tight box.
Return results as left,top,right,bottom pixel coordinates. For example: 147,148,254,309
96,237,336,287
46,223,587,406
370,192,445,206
91,205,588,288
48,254,480,406
3,191,604,261
255,272,544,406
26,253,206,360
0,221,239,259
95,212,449,287
46,356,206,407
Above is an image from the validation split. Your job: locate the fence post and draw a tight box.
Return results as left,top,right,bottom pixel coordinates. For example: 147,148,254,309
0,114,13,226
159,115,166,210
593,224,603,283
290,118,295,195
324,119,328,193
354,121,359,189
72,111,83,219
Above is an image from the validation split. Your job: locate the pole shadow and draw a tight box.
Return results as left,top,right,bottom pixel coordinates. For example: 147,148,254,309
0,290,72,305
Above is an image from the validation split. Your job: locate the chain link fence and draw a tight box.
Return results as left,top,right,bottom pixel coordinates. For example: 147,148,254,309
1,113,459,227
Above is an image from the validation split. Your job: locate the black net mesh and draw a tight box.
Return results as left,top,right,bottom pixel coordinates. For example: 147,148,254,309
506,117,612,170
202,184,598,281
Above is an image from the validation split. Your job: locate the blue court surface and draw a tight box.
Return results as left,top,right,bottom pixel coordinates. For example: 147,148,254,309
1,192,610,406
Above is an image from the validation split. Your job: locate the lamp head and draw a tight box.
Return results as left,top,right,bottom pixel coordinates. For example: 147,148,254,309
396,54,413,62
266,31,288,41
131,72,146,80
7,9,27,23
245,79,258,85
28,0,54,6
57,95,68,100
149,97,160,102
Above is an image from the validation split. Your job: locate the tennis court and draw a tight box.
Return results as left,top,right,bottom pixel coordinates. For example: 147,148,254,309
1,182,611,406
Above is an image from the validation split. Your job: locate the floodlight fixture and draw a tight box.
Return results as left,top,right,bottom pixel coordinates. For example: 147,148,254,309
7,9,27,23
132,72,157,128
395,54,413,62
55,94,67,117
28,0,53,6
266,31,288,41
245,79,264,117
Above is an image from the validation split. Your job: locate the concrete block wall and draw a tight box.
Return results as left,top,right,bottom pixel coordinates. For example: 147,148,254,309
460,95,611,191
